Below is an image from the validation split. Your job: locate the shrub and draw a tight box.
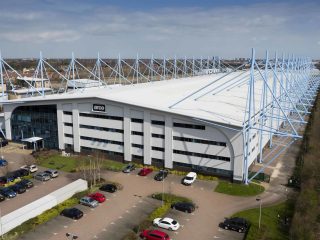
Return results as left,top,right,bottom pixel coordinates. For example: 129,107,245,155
151,193,192,204
148,203,171,221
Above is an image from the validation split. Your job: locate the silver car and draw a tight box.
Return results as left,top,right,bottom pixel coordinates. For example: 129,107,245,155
34,172,51,181
44,169,59,178
79,196,99,208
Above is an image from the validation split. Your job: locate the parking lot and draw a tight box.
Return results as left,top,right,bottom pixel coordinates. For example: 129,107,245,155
0,143,293,240
0,149,75,215
18,168,249,240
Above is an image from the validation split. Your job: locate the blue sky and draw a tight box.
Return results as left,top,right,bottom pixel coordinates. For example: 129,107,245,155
0,0,319,58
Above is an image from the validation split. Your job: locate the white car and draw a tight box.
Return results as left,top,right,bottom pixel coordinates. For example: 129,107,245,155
183,172,197,185
153,217,180,231
21,164,38,173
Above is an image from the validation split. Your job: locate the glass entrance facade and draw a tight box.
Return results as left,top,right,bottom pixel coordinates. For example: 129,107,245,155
11,105,58,149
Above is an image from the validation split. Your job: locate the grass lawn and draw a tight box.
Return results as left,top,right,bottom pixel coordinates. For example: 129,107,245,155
232,201,294,240
37,154,78,172
36,153,127,172
101,159,127,171
215,181,264,196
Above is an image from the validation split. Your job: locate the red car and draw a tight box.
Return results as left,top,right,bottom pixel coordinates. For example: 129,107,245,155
140,229,170,240
138,167,153,176
88,192,106,203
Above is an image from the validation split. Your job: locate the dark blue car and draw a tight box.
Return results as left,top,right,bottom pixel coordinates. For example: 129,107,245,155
0,159,8,167
0,187,17,198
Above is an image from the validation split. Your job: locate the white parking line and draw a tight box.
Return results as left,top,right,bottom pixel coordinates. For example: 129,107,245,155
132,205,136,208
64,225,68,228
53,232,58,235
102,228,107,231
200,187,204,190
185,218,190,221
93,235,98,239
213,236,220,239
110,222,115,225
126,210,130,213
119,216,123,219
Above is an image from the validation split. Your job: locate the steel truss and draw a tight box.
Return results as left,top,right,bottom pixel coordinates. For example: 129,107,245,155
169,48,320,184
0,52,226,98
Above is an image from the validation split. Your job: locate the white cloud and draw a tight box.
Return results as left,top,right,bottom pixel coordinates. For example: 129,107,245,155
1,30,80,43
0,1,319,58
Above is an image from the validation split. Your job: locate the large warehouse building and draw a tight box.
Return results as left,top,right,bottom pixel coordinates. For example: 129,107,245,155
1,54,318,183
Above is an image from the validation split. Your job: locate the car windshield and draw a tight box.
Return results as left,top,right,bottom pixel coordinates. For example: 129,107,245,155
172,220,177,225
185,176,194,180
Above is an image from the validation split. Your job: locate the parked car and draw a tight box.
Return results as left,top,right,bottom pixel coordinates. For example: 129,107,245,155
88,192,106,203
153,217,180,231
138,167,153,176
0,138,8,147
79,196,99,208
19,179,34,189
60,208,83,220
13,169,30,177
219,217,249,233
44,169,59,178
0,187,17,198
9,183,26,194
0,176,19,185
0,194,5,202
171,202,195,213
21,164,38,173
99,183,117,193
34,172,50,181
0,159,8,167
122,163,135,173
182,172,197,185
154,169,169,181
140,229,170,240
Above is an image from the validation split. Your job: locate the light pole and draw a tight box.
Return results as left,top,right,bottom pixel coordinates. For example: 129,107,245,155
162,170,165,206
256,196,262,229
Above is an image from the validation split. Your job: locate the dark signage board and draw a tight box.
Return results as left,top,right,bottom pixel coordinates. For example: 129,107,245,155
92,104,106,112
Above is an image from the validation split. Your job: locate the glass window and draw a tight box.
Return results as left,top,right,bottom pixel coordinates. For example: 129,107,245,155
11,105,58,149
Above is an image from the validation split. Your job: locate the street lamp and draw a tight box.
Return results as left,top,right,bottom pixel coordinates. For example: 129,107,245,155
256,196,262,229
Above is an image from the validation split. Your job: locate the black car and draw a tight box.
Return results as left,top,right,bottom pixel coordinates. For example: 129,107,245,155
99,183,117,193
19,179,34,189
0,194,5,202
219,217,249,233
0,138,8,147
154,169,169,181
171,202,195,213
60,208,84,220
0,187,17,198
9,183,26,194
122,163,135,173
14,169,30,177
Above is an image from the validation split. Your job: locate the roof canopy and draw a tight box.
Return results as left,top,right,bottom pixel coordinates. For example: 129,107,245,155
21,137,43,143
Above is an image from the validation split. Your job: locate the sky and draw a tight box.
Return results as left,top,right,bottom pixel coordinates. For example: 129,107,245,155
0,0,319,59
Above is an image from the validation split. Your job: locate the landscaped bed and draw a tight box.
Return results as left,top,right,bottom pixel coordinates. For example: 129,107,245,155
122,193,193,240
232,200,294,240
215,181,265,196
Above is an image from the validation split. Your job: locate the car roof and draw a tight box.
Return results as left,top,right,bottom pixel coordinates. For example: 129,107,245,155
91,192,104,196
186,172,197,177
229,217,247,223
161,217,175,222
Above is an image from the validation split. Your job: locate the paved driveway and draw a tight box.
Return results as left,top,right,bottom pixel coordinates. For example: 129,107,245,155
0,151,76,215
20,169,281,240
